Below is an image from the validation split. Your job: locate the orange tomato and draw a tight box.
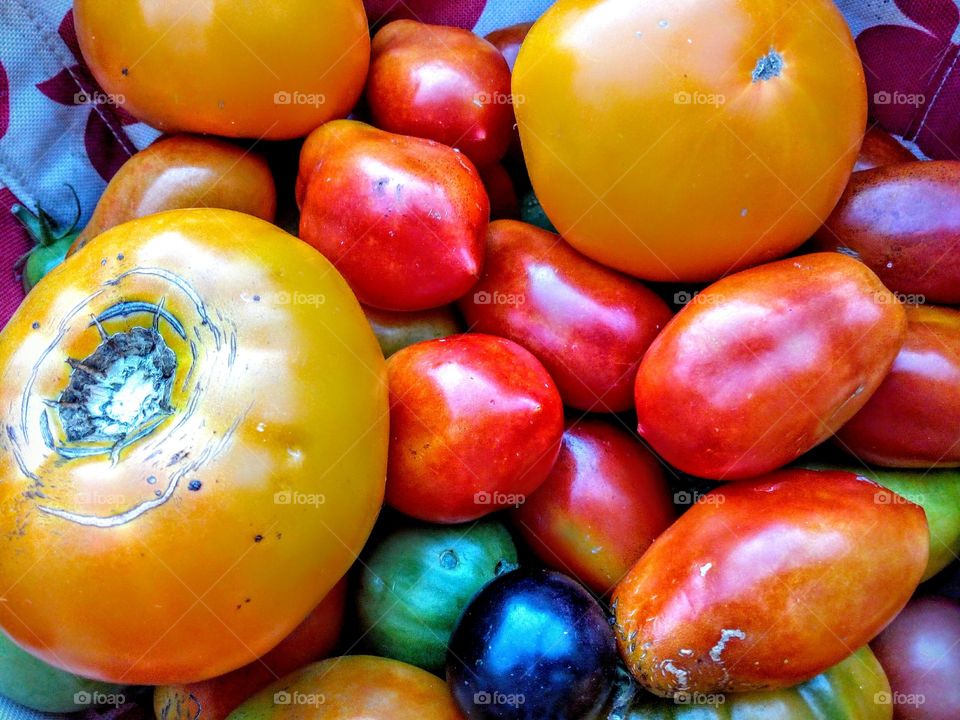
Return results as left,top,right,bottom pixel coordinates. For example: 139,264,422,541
513,0,867,281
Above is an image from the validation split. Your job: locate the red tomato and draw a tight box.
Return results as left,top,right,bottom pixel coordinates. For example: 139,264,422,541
814,161,960,305
614,469,928,696
386,334,563,523
479,164,520,220
366,20,514,168
634,253,907,479
298,120,489,311
461,220,672,412
484,22,534,165
854,127,915,172
512,419,675,595
836,304,960,468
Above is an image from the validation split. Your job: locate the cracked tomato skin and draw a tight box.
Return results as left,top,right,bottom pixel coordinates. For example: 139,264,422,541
634,253,907,480
612,469,928,697
513,0,866,281
73,0,370,139
0,209,388,685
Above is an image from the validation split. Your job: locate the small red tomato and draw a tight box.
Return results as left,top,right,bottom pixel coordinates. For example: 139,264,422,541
854,127,915,172
614,469,928,696
298,120,488,311
462,220,672,412
634,253,906,479
386,334,563,523
813,160,960,304
512,419,675,595
479,164,520,220
836,304,960,467
366,20,514,168
484,22,533,163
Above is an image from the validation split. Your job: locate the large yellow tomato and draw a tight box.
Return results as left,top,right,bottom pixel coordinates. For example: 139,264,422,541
0,210,387,685
513,0,867,281
73,0,370,139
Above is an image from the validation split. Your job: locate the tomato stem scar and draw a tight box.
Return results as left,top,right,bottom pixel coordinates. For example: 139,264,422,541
751,49,784,82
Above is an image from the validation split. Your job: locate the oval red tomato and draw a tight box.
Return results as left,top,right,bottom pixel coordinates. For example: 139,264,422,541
854,127,915,172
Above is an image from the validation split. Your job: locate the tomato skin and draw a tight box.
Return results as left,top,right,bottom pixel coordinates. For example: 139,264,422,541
513,0,866,282
386,334,564,523
298,120,489,311
0,209,388,684
479,164,520,220
363,304,463,358
484,23,534,165
366,20,514,168
461,221,672,412
854,127,915,172
512,419,674,595
813,161,960,304
73,0,369,140
835,304,960,468
70,135,276,256
634,253,907,480
227,655,464,720
154,579,346,720
613,469,928,697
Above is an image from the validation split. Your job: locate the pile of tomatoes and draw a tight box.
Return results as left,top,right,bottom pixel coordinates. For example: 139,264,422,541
1,0,959,719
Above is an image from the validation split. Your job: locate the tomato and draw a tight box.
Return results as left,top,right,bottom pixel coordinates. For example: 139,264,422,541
602,646,892,719
227,655,464,720
363,304,463,358
835,304,960,467
298,120,489,311
70,135,276,256
512,419,675,595
871,596,960,720
855,127,915,172
385,334,563,523
366,20,514,168
461,220,672,413
613,469,928,697
154,578,347,720
513,0,866,281
447,568,617,720
813,161,960,304
484,22,534,165
73,0,369,140
12,197,80,292
479,164,520,220
357,519,517,674
0,209,388,684
634,253,906,480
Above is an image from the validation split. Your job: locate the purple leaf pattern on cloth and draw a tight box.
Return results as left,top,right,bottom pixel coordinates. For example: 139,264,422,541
364,0,488,29
0,61,9,140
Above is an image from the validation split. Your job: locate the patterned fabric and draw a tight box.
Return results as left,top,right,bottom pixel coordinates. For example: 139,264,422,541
0,0,956,716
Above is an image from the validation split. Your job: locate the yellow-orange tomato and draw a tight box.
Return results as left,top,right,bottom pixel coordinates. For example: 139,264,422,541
513,0,867,281
73,0,370,139
0,209,387,685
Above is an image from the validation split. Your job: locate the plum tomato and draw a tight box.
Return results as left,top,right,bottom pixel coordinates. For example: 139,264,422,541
366,20,514,168
813,161,960,304
513,0,867,281
634,253,907,480
447,567,617,720
0,209,388,684
73,0,370,139
357,519,517,674
363,304,464,358
854,127,915,172
298,120,489,311
613,469,928,697
871,596,960,720
227,655,465,720
512,418,674,595
461,220,672,413
385,334,563,523
835,304,960,468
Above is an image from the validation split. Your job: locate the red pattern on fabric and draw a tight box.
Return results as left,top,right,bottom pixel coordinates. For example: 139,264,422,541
0,188,30,329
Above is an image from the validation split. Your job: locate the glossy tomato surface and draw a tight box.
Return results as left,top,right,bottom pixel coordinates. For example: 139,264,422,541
634,253,906,479
613,469,928,697
514,0,867,281
298,120,489,311
366,20,514,168
512,419,674,595
854,127,915,172
461,220,672,412
73,0,370,139
814,160,960,304
0,209,388,684
447,568,617,720
386,334,563,523
836,304,960,467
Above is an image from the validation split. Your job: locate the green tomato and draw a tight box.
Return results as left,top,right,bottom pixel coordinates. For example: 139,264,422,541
357,519,517,674
362,305,463,358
